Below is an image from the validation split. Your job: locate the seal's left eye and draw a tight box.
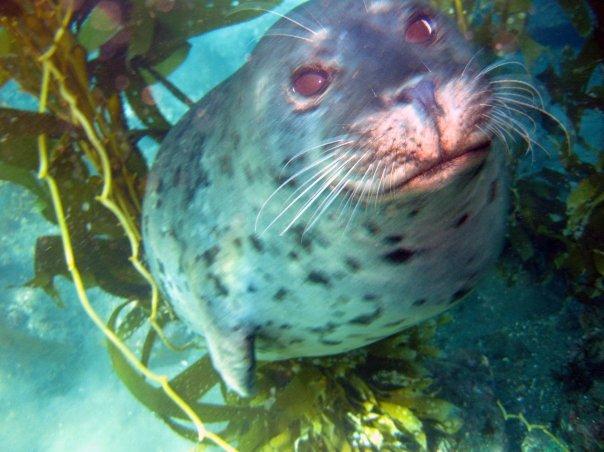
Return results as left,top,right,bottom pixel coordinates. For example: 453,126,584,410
292,69,330,97
405,16,435,44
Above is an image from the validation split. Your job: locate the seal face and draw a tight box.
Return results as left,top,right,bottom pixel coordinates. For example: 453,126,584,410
142,0,508,396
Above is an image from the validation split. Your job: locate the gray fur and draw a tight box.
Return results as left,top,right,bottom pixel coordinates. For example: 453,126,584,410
142,0,507,396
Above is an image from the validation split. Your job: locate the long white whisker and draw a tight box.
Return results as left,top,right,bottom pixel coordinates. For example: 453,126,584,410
242,8,318,35
304,157,365,234
490,79,544,108
255,150,344,232
490,110,546,156
336,151,371,219
478,122,511,155
484,113,522,147
282,139,350,173
281,156,356,235
461,48,483,80
374,163,388,206
365,163,382,212
473,60,528,83
492,99,539,134
494,89,538,106
344,161,375,231
265,33,313,43
305,10,327,33
497,98,572,156
261,155,348,235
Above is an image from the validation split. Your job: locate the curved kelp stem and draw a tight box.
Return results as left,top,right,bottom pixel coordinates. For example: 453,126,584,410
34,6,235,452
497,401,570,451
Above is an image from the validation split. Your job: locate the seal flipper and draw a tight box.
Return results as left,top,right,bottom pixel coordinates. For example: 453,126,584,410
204,324,256,397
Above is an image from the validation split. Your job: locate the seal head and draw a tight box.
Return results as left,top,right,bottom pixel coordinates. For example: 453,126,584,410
142,0,507,396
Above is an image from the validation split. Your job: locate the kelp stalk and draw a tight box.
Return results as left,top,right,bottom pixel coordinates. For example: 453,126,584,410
31,3,235,451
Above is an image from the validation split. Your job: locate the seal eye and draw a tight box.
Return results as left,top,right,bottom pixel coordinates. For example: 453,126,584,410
405,16,435,44
292,69,330,97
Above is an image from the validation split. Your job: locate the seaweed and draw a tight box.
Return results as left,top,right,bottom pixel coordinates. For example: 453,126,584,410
1,0,602,450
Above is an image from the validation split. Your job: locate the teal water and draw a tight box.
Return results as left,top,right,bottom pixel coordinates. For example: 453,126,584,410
0,0,602,450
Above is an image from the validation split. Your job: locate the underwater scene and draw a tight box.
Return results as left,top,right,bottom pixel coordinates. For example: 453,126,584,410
0,0,602,450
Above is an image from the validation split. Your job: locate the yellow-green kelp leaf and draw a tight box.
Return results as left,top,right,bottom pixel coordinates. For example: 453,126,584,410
77,2,124,52
380,401,427,450
107,302,258,441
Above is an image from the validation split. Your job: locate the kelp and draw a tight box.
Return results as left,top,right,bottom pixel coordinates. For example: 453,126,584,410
109,308,461,450
433,0,603,304
0,0,601,450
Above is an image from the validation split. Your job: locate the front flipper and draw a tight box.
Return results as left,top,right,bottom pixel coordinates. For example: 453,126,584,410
204,324,256,397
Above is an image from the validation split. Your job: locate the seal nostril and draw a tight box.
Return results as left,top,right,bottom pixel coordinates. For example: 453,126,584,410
397,80,440,114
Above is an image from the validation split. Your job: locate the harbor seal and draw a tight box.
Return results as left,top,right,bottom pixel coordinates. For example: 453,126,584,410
142,0,507,396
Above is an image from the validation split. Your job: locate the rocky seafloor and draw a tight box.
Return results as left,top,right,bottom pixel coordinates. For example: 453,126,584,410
1,0,602,450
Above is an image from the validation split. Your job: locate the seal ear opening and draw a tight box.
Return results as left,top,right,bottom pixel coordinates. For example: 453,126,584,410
204,327,256,397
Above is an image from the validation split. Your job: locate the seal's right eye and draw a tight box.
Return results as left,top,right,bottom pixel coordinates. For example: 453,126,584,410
405,16,435,44
292,68,330,97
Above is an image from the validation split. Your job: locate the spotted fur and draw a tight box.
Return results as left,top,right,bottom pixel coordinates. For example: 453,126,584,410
142,0,508,395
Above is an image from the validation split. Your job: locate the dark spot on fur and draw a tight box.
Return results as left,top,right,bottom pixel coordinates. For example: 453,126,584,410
383,248,415,264
183,185,196,206
307,270,331,286
364,221,380,235
454,213,469,228
333,271,346,280
384,235,404,245
233,238,242,248
450,287,472,304
247,284,257,293
412,298,427,307
209,274,229,296
158,261,166,275
349,307,383,325
384,318,407,328
156,177,165,195
290,226,312,253
280,323,292,330
363,294,379,302
273,288,288,301
336,296,350,305
468,161,486,179
155,198,163,209
289,338,304,345
274,172,297,188
488,179,498,203
309,322,337,334
219,155,233,176
321,339,343,346
202,246,220,266
345,257,361,272
194,166,209,189
244,165,255,182
408,208,420,218
172,166,182,186
249,235,264,252
288,251,299,260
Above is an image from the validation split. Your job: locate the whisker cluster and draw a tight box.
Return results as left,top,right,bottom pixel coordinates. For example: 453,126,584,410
255,53,571,237
255,135,388,236
472,59,571,161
